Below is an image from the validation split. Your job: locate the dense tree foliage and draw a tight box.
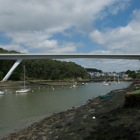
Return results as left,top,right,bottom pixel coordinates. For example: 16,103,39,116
0,48,19,53
125,70,140,79
24,60,88,80
0,60,88,80
0,48,88,80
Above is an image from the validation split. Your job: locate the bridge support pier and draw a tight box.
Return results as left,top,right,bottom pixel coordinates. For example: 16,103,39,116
2,59,22,81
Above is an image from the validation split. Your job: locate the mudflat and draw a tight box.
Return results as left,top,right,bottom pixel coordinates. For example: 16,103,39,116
0,80,89,88
1,82,140,140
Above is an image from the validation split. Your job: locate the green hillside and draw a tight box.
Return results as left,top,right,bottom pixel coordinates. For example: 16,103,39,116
0,48,88,81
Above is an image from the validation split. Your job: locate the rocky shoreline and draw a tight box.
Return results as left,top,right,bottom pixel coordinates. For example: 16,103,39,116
1,82,140,140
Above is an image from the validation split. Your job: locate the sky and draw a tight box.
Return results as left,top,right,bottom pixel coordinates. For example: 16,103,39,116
0,0,140,72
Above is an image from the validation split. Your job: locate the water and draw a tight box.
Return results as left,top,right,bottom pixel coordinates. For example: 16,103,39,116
0,82,130,138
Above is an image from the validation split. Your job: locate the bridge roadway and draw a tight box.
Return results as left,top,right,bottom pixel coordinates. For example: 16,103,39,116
0,53,140,81
0,53,140,60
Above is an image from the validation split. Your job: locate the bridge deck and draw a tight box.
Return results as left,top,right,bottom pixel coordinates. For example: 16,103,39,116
0,53,140,81
0,54,140,60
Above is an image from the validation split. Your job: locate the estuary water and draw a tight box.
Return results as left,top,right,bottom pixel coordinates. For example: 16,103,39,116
0,82,131,138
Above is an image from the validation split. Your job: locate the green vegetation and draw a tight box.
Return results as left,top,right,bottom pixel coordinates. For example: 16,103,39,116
131,89,140,94
24,60,88,80
125,70,140,80
0,48,19,53
0,48,88,81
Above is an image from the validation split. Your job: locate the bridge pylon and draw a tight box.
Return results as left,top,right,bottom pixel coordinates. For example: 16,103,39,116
2,59,22,82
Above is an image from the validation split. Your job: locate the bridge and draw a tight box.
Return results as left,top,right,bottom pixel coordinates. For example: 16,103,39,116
0,53,140,81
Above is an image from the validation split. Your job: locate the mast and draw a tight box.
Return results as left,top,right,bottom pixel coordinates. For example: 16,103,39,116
23,65,25,89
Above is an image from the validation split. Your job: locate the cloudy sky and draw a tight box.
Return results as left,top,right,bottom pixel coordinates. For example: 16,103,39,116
0,0,140,72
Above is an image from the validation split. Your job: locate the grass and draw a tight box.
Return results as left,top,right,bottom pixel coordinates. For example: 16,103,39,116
131,89,140,94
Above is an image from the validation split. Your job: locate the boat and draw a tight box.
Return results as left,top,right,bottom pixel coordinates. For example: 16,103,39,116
117,76,120,84
112,75,117,85
0,91,4,95
103,78,111,86
70,82,78,88
103,81,109,86
16,88,30,93
16,65,30,93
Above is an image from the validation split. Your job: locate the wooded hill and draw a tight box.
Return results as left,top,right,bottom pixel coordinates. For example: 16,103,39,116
0,48,88,81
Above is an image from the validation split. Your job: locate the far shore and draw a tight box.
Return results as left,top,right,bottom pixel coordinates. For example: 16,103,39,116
0,79,91,88
0,79,135,88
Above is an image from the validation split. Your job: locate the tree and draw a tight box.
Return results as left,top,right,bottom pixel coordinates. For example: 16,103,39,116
0,47,89,80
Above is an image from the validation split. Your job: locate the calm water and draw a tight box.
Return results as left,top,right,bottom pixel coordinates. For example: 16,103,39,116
0,82,131,138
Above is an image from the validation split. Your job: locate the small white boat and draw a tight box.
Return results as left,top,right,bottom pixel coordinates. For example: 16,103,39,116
0,91,4,95
103,82,109,86
82,83,85,85
70,82,78,88
16,89,30,93
72,84,77,88
16,65,30,93
117,76,120,84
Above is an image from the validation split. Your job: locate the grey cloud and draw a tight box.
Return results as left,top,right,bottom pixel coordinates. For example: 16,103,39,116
0,0,117,32
0,0,120,53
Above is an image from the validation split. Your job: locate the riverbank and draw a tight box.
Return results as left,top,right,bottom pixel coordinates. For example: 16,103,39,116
0,79,90,88
0,79,133,88
1,82,139,140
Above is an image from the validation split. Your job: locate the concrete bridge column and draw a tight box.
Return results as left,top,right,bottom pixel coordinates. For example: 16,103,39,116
2,59,22,81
